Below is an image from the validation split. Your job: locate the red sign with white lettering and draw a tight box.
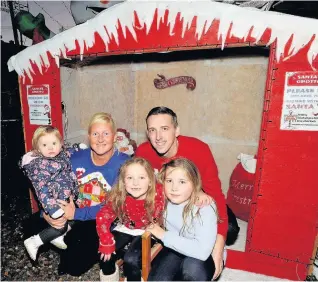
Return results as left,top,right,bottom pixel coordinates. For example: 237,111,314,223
287,71,318,86
27,85,49,95
26,84,51,125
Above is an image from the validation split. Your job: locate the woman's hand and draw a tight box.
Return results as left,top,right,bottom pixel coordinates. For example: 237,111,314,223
43,212,67,229
57,196,76,220
195,191,213,207
146,223,165,240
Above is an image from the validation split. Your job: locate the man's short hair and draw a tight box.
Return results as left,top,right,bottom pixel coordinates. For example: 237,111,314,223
146,106,178,127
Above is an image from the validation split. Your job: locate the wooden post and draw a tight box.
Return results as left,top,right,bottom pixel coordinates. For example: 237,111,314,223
8,1,19,46
142,231,152,281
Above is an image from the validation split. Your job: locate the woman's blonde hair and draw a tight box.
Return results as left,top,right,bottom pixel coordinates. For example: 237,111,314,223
32,125,62,150
88,112,116,134
159,158,218,235
109,157,157,223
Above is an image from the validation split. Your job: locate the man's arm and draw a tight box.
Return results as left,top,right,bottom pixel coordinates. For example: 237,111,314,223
200,143,228,237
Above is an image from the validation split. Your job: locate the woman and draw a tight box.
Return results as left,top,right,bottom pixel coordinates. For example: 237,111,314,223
25,112,129,276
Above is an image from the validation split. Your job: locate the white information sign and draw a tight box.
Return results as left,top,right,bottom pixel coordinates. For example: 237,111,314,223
280,71,318,131
27,84,52,125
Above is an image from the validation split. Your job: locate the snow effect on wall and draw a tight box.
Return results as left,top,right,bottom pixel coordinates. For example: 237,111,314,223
7,0,318,81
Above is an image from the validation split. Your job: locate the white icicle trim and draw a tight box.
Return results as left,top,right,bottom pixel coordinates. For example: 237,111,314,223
7,0,318,81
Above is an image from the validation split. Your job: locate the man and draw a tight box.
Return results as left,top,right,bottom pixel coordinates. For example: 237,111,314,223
135,106,240,280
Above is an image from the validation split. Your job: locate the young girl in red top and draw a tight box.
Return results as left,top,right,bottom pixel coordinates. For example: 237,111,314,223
96,157,165,281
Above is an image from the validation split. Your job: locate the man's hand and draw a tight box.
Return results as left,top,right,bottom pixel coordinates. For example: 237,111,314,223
43,212,67,229
195,191,213,207
57,196,76,220
212,234,225,280
146,223,165,240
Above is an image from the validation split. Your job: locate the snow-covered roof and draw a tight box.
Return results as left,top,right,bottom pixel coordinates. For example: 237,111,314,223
7,0,318,81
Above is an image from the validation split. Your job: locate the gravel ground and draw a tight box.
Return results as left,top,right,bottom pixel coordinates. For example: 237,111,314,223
1,193,101,281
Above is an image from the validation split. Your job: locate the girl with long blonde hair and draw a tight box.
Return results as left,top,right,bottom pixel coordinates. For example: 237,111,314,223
146,157,219,281
96,157,165,281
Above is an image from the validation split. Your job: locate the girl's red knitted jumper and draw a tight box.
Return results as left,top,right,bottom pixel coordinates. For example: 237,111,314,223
96,184,165,255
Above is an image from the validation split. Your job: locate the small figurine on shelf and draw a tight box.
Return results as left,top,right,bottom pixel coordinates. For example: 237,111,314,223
115,128,136,156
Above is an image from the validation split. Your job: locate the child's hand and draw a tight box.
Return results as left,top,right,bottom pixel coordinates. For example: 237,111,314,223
100,252,112,262
146,223,165,240
212,239,224,280
98,239,115,261
195,191,213,208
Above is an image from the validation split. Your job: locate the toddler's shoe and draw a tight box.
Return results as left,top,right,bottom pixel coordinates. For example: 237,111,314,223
24,235,43,261
50,235,67,249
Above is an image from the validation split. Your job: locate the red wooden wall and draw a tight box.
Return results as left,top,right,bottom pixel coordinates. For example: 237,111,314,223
19,58,63,213
227,42,318,280
18,10,318,280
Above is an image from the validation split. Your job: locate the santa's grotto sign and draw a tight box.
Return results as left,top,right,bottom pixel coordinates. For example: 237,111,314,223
280,71,318,131
27,84,51,125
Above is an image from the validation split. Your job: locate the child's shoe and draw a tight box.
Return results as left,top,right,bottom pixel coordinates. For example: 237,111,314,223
50,235,67,249
24,235,43,261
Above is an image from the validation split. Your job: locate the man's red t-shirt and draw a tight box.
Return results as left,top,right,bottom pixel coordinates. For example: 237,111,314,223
135,135,228,237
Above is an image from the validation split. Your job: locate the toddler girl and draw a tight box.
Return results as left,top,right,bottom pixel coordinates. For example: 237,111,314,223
96,157,165,281
21,125,77,261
